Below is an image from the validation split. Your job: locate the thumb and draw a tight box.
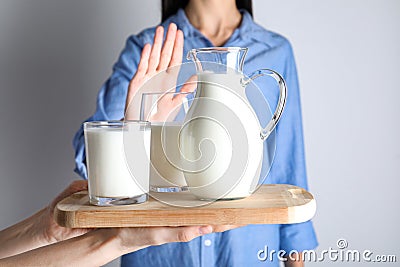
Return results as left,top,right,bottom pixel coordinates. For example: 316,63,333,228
180,75,197,93
50,180,88,211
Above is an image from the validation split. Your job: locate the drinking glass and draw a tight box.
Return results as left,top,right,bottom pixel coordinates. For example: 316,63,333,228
140,91,194,193
84,120,151,206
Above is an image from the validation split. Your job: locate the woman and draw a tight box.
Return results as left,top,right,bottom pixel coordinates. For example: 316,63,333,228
73,0,318,266
0,181,224,266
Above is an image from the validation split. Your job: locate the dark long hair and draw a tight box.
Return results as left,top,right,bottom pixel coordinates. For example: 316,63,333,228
161,0,253,22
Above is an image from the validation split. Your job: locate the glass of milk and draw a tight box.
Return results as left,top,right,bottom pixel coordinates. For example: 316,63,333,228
140,91,194,193
84,121,151,206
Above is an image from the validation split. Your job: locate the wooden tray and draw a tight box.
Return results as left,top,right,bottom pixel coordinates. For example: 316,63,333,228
54,184,316,228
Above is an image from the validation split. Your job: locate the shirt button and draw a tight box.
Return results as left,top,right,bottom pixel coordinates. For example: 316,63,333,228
204,239,212,247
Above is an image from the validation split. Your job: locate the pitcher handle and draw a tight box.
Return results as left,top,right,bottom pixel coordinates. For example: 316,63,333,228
242,69,287,141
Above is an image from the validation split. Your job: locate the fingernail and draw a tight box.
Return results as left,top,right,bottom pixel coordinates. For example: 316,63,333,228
199,226,212,235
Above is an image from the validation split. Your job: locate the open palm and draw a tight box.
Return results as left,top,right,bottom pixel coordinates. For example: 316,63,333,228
124,23,195,120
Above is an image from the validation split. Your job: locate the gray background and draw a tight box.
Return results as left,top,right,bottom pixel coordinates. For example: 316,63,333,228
0,0,398,266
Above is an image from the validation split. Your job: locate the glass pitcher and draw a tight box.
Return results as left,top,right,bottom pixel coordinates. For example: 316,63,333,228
178,47,287,200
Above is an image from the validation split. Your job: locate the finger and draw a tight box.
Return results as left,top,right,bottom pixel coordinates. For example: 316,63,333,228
148,26,164,73
171,75,197,104
68,180,88,192
116,225,214,252
125,43,152,116
50,180,88,210
169,29,184,67
171,92,188,106
174,225,213,242
159,226,213,244
59,180,88,199
136,43,152,78
211,225,243,233
157,23,177,71
179,75,197,93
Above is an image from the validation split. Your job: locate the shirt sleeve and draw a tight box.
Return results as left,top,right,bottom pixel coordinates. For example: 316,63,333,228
72,35,144,178
267,41,318,252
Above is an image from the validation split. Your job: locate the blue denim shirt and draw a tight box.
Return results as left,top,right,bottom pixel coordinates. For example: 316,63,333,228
73,9,318,267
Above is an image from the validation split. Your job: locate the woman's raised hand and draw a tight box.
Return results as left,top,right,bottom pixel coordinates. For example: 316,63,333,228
124,23,185,119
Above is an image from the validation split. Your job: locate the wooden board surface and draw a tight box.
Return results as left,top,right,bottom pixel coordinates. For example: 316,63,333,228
54,184,316,228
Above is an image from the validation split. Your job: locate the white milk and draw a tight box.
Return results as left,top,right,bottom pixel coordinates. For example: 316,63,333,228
180,72,263,199
150,123,187,189
85,126,150,198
